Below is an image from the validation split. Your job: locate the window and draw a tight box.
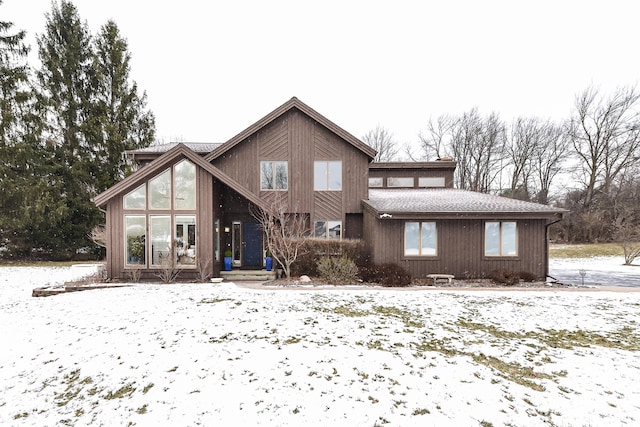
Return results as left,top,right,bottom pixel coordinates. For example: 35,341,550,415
368,177,383,188
404,222,437,256
314,161,342,190
125,215,146,265
388,177,414,188
175,215,196,265
150,215,171,265
314,220,342,239
485,221,517,256
124,185,146,209
174,160,196,209
418,177,446,188
260,161,288,190
149,170,171,209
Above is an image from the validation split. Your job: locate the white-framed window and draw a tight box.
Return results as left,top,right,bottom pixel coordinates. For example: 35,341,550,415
260,161,288,190
368,177,383,188
418,177,446,188
388,177,414,188
314,220,342,239
404,221,437,256
314,161,342,191
485,221,517,256
150,215,172,266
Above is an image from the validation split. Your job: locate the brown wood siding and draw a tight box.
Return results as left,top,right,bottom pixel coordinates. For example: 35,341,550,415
364,211,550,279
314,192,342,221
197,167,215,278
210,109,369,220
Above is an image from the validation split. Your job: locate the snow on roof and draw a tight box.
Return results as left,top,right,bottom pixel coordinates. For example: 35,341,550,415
366,188,566,214
127,142,222,154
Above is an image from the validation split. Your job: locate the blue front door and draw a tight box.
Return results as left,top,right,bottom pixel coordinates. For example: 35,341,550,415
243,221,262,268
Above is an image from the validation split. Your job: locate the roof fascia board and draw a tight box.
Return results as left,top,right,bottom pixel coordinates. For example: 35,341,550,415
93,143,271,212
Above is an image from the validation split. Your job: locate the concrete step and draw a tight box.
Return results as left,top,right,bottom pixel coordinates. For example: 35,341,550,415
219,269,276,282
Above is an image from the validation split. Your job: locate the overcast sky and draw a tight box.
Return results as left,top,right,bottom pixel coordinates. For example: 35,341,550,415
3,0,639,152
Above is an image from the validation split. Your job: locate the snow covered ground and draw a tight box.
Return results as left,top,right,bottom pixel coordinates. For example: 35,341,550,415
550,256,640,287
1,264,639,426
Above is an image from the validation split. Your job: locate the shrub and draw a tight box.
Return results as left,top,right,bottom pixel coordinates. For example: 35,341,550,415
490,269,520,286
517,271,538,282
359,263,412,287
317,256,359,284
291,238,365,277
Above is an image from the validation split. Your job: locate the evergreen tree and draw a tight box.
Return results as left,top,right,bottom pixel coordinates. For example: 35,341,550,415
34,0,102,257
91,20,155,192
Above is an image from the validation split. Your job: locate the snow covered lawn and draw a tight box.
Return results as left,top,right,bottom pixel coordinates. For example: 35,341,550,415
1,266,639,426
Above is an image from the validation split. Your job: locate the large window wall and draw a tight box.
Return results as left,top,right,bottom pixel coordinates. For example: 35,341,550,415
123,159,198,268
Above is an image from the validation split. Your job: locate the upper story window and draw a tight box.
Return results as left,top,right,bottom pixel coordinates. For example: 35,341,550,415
485,221,517,256
127,160,197,210
368,177,383,188
260,161,288,190
174,160,196,209
149,170,171,209
388,177,414,188
418,177,446,188
314,161,342,191
124,184,146,209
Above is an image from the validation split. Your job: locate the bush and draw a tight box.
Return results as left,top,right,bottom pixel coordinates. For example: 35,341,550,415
359,263,412,287
490,269,520,286
291,238,365,277
317,256,359,284
517,271,538,282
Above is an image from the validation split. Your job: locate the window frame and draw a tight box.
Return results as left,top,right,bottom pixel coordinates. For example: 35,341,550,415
314,220,342,239
314,161,342,191
404,221,438,257
388,177,414,188
123,160,199,270
484,221,518,257
260,160,288,191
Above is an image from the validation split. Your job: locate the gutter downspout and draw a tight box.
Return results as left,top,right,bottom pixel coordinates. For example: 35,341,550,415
545,214,564,281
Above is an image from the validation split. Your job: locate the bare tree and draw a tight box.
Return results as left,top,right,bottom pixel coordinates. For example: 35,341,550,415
532,121,570,204
251,195,310,278
568,85,640,209
505,117,538,199
362,125,399,162
452,109,505,193
417,115,455,160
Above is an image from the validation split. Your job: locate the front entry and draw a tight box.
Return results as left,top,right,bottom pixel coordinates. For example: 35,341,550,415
242,221,263,268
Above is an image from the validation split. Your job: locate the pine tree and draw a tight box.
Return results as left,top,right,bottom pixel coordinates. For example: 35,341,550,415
34,0,102,258
91,20,155,192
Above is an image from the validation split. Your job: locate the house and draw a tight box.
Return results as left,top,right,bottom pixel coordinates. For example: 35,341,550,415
93,97,566,281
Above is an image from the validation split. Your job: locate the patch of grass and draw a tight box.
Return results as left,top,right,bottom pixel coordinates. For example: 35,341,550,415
472,353,550,392
200,298,233,304
412,408,430,415
136,404,148,414
142,383,154,394
549,243,625,258
104,383,136,400
373,305,425,328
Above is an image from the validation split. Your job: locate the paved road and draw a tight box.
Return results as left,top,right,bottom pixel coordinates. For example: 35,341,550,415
549,264,640,288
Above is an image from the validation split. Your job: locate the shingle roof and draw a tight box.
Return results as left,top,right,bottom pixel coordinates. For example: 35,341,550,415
365,189,566,215
127,142,222,154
